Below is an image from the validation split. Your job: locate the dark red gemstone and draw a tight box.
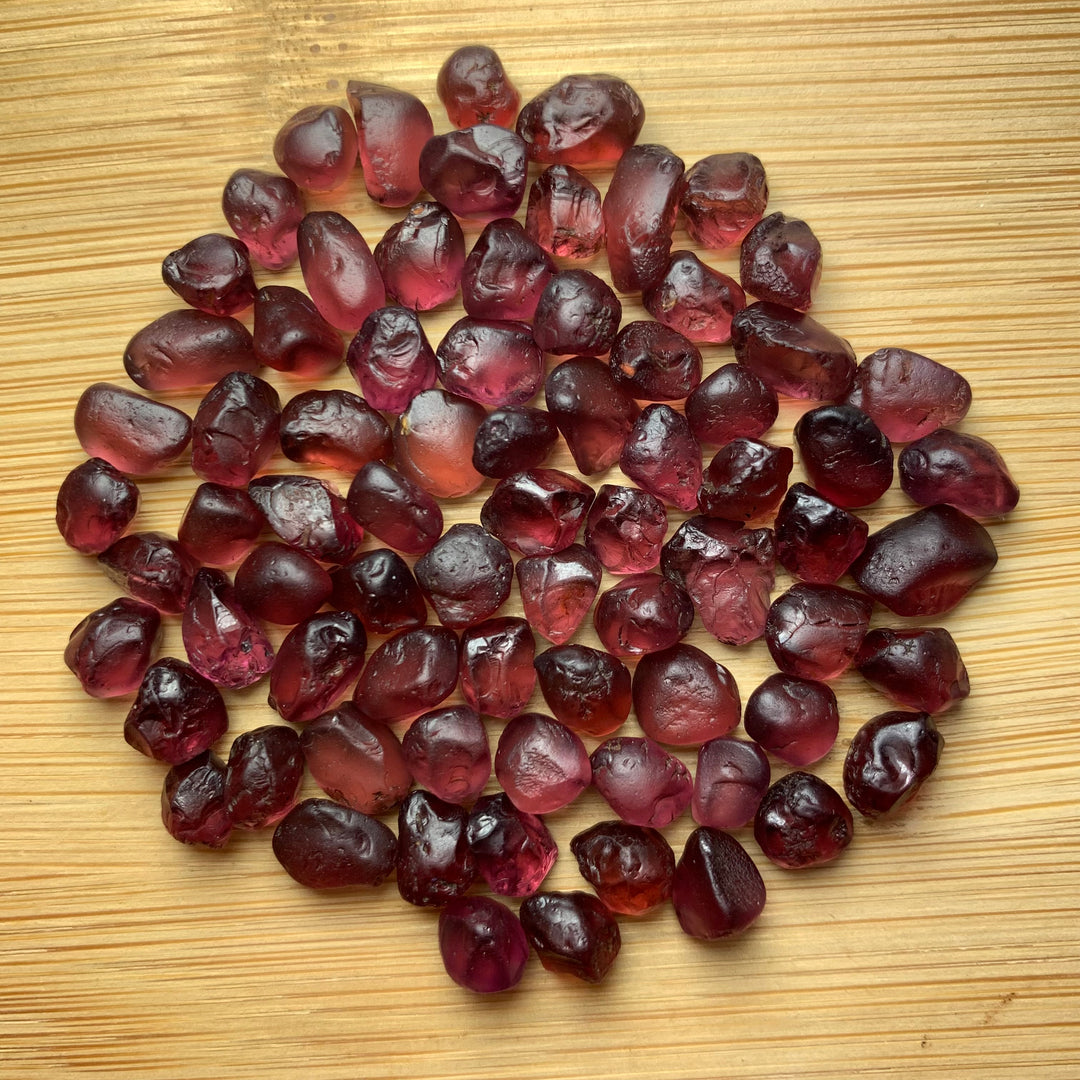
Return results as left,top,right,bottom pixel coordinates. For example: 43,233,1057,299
679,152,768,249
774,483,869,584
346,461,442,556
56,458,140,555
438,895,529,993
570,821,675,915
855,626,970,714
743,672,840,766
252,285,344,378
472,406,560,479
754,771,853,869
74,383,191,474
191,372,280,488
795,404,894,509
466,792,557,897
353,625,459,724
221,168,304,271
248,475,362,564
698,437,794,522
524,164,605,259
692,738,770,830
461,217,555,322
740,211,822,311
65,598,161,699
590,736,693,828
594,573,694,658
619,404,703,512
396,789,477,906
279,389,391,472
519,891,621,983
234,542,333,626
481,468,595,556
98,532,199,614
495,712,590,814
609,320,702,401
533,643,631,738
533,270,622,356
162,233,256,317
437,45,520,128
177,483,263,567
672,827,767,939
415,524,513,630
685,362,778,447
400,705,490,805
899,429,1019,517
515,544,603,645
374,201,466,310
346,305,438,413
394,388,487,499
161,750,232,848
584,484,667,574
436,316,544,407
641,250,746,345
225,724,304,829
272,103,357,192
331,548,428,635
459,616,536,720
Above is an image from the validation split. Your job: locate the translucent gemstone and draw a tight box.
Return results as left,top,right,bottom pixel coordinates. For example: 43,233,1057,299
525,164,605,259
641,250,746,345
632,643,740,746
459,617,536,719
178,483,263,567
593,573,694,658
330,548,428,635
124,657,228,764
98,532,199,614
843,711,944,818
795,404,894,509
352,625,459,724
65,598,161,699
494,712,590,814
740,211,822,311
272,103,357,192
415,523,514,629
272,798,397,888
569,821,675,915
252,285,343,378
224,724,304,829
418,124,528,222
519,891,621,983
698,437,794,522
461,217,555,321
743,672,840,766
346,81,433,206
843,347,972,442
532,270,622,357
515,544,603,645
898,429,1019,517
438,895,529,993
584,484,668,574
679,152,769,249
400,705,490,805
609,321,701,401
590,736,693,827
162,233,256,317
774,483,869,584
753,771,853,869
480,468,595,556
515,74,645,165
466,792,558,896
279,389,391,472
346,461,442,556
268,611,367,724
764,583,874,681
191,372,281,487
854,626,970,714
396,789,476,906
671,827,767,939
685,362,778,446
472,406,560,479
161,751,232,848
437,45,520,128
850,504,998,616
692,737,770,830
393,388,486,499
248,475,362,564
374,201,465,310
56,458,140,554
436,317,544,408
297,210,386,332
619,404,702,512
74,383,191,475
544,356,640,474
346,306,438,413
533,643,631,737
181,568,274,689
299,704,411,814
123,309,257,391
221,168,304,272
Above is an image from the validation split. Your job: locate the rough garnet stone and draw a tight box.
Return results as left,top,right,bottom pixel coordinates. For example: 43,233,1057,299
248,474,362,564
400,705,491,805
374,201,466,310
495,712,591,814
461,217,555,321
272,103,357,192
519,891,621,984
692,738,771,830
224,724,304,829
525,164,605,259
685,362,778,447
679,152,769,249
472,406,560,479
855,626,970,714
233,542,331,626
438,44,519,128
346,305,438,414
743,672,840,767
533,270,622,357
570,821,676,915
162,232,256,317
98,531,197,614
466,792,558,897
515,544,603,645
610,321,702,402
279,389,391,473
534,643,632,737
161,751,232,848
396,789,477,907
65,598,161,699
414,524,513,629
393,388,486,500
190,372,281,488
698,437,794,522
57,458,140,555
436,317,543,408
253,285,344,378
774,483,869,584
795,404,894,509
740,211,822,311
352,625,459,724
641,250,746,345
593,573,694,658
590,736,693,828
331,548,428,636
584,484,667,574
221,168,305,271
178,483,263,567
481,468,595,556
754,771,854,869
620,405,702,512
438,895,529,994
346,461,442,556
459,617,536,719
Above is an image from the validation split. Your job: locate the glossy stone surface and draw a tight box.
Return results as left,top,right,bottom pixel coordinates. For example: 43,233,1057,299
466,792,558,897
352,625,459,724
854,626,970,714
279,389,391,472
795,404,894,509
436,316,543,407
461,217,555,321
481,468,595,556
515,544,603,645
685,362,778,447
459,617,536,719
346,305,437,413
610,320,702,401
438,895,529,994
235,542,334,626
65,598,161,699
774,483,869,584
221,168,305,271
899,429,1019,517
679,152,769,249
698,437,794,522
396,789,477,906
740,211,822,310
533,270,622,357
346,462,442,556
248,474,362,564
272,104,357,192
252,285,343,378
472,406,560,479
438,45,520,128
56,458,140,555
161,751,232,848
692,737,771,830
74,383,191,474
641,250,746,345
593,573,694,658
743,672,840,766
570,821,675,915
98,532,199,614
400,705,490,805
753,771,853,869
590,736,693,828
534,643,631,737
374,201,465,310
584,484,667,574
393,389,487,499
162,233,256,317
331,548,427,635
525,164,605,259
414,524,513,629
495,712,591,814
519,891,621,983
178,483,263,567
619,404,702,512
191,372,280,487
224,724,304,829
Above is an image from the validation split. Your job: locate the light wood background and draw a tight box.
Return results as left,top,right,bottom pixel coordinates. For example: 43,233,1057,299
2,2,1078,1078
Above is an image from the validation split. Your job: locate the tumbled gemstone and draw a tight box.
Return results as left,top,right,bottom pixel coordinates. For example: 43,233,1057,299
221,168,305,271
191,372,280,487
545,356,640,474
609,321,701,402
419,124,528,222
685,362,778,447
98,532,199,614
74,383,191,475
353,625,459,724
467,792,558,896
56,458,140,555
641,250,746,345
346,461,442,556
346,305,438,413
765,583,874,681
698,437,794,522
632,643,740,746
248,475,362,564
619,404,702,512
272,798,397,888
400,705,491,805
516,74,645,165
436,317,544,407
439,895,529,993
534,643,631,737
272,104,357,192
346,81,433,206
679,152,769,249
461,217,555,321
855,626,970,714
495,712,591,814
570,821,675,915
520,891,621,983
162,233,256,317
515,544,603,645
593,573,694,658
844,347,972,442
899,429,1019,517
740,211,822,311
532,270,622,357
181,568,274,689
394,388,487,499
843,711,944,818
774,483,869,584
234,542,332,626
459,617,536,719
671,827,767,939
297,210,386,332
374,201,465,310
731,301,856,400
279,389,391,473
178,483,263,567
795,404,894,509
252,285,344,378
850,504,998,616
525,164,605,259
590,736,693,828
692,737,771,830
480,468,595,556
268,611,367,724
123,309,257,391
331,548,427,635
438,45,520,128
396,789,477,906
299,704,411,814
472,406,560,479
753,771,853,869
225,724,304,829
415,524,513,629
161,750,232,848
584,484,667,574
743,672,840,766
65,598,161,699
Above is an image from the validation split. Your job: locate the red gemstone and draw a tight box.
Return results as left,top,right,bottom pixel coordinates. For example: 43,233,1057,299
679,152,768,249
415,524,513,630
855,626,970,714
374,201,465,310
353,625,459,724
619,404,703,512
396,789,477,906
898,429,1019,517
610,320,702,401
519,891,621,984
466,792,557,897
436,317,544,408
279,389,391,473
739,211,822,311
161,751,232,848
272,104,357,192
224,724,304,829
461,217,555,321
394,388,486,499
400,705,490,805
533,270,622,357
590,736,693,828
584,484,667,574
515,544,603,645
56,458,140,555
641,250,746,345
191,372,280,488
438,895,529,994
692,738,770,830
331,548,428,635
248,475,362,564
252,285,344,378
437,45,520,129
221,168,304,271
672,827,767,939
570,821,675,915
472,406,560,479
593,573,694,658
533,643,631,738
495,712,591,814
525,164,605,259
65,598,161,699
459,617,536,720
346,305,438,413
346,461,442,556
754,771,853,869
98,531,199,614
162,233,256,317
234,542,334,626
774,483,869,584
743,672,840,766
178,483,263,567
685,362,778,447
698,437,794,522
481,468,595,556
795,404,894,509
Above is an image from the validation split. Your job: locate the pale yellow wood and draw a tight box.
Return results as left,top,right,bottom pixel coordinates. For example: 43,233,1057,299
1,1,1078,1077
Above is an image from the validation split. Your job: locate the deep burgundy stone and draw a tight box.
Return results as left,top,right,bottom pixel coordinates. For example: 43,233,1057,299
754,771,853,869
352,625,459,724
161,750,232,848
584,484,667,574
672,827,767,939
609,320,702,401
393,388,487,499
438,45,520,128
98,532,198,614
279,389,390,472
374,201,466,310
619,404,702,512
795,404,894,509
685,362,778,447
698,437,794,522
899,429,1019,517
590,735,693,828
396,789,477,906
774,483,869,584
515,544,603,645
495,712,591,814
743,672,840,766
520,891,621,983
414,524,513,629
570,821,675,915
191,372,280,488
330,548,427,635
252,285,343,378
481,468,595,556
56,458,140,556
855,626,970,714
74,383,191,474
438,895,529,994
534,643,631,737
221,168,304,271
740,211,822,311
692,738,771,830
272,103,357,192
533,270,622,357
65,598,161,698
436,317,544,407
346,306,438,413
461,217,555,321
248,475,362,564
400,705,490,805
593,573,694,658
525,164,605,258
641,250,746,345
224,724,304,829
234,541,334,627
177,483,263,567
459,617,536,720
162,233,256,317
679,152,769,249
346,462,442,556
466,792,558,897
472,406,560,479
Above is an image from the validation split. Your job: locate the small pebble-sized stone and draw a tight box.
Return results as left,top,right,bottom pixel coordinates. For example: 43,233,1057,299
584,484,668,574
593,573,694,658
753,771,853,869
400,705,491,805
697,437,794,522
374,201,466,310
794,404,894,510
495,712,591,814
459,617,536,720
679,152,768,249
346,461,442,556
252,285,344,378
590,736,693,828
346,306,438,413
414,524,514,629
419,124,528,222
162,233,257,317
466,792,558,897
534,643,631,737
278,389,391,473
472,406,560,479
685,362,778,447
65,598,162,699
533,269,622,357
393,388,487,499
272,103,357,192
525,164,605,258
570,821,675,915
481,468,595,556
519,891,621,983
439,895,530,994
437,45,520,128
56,458,140,556
619,404,702,512
743,672,840,766
854,626,970,714
515,544,603,645
330,548,428,635
774,483,869,584
692,738,771,830
609,320,702,401
233,542,331,626
248,474,362,565
98,532,198,614
224,724,304,829
739,211,822,311
460,217,555,321
436,316,543,407
221,168,305,271
177,483,263,567
352,625,459,724
190,372,281,488
161,750,232,848
898,429,1019,517
396,789,477,907
641,250,746,345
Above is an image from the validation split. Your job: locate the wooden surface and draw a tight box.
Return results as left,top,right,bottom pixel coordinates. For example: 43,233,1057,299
2,2,1079,1077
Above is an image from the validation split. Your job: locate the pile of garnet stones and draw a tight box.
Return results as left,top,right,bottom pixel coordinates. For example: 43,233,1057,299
57,48,1020,994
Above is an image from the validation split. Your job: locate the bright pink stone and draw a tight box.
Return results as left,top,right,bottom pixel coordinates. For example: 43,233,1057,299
396,789,477,907
437,45,520,128
248,475,362,564
331,548,428,636
609,321,702,401
533,643,631,738
161,751,232,848
162,233,256,317
439,895,529,994
459,617,536,719
619,404,703,512
692,738,770,830
224,724,304,829
899,429,1019,517
795,404,894,509
252,285,344,378
415,524,514,629
774,483,869,584
466,792,558,897
754,771,853,869
374,201,465,310
743,672,840,766
672,827,767,938
346,306,438,413
98,531,199,614
272,104,357,192
346,461,442,556
679,152,769,249
401,705,491,805
855,626,970,714
353,625,459,724
178,483,263,567
472,406,559,479
436,317,543,408
593,573,694,658
221,168,304,271
533,271,622,357
393,389,486,500
481,468,595,557
698,438,794,522
515,544,603,645
642,251,746,345
419,124,528,222
56,458,139,554
570,821,675,915
519,891,621,984
685,362,778,447
495,712,591,814
590,736,693,828
740,211,822,311
279,389,391,473
461,217,555,321
525,164,605,259
191,372,280,488
65,598,161,699
584,484,667,574
234,542,332,626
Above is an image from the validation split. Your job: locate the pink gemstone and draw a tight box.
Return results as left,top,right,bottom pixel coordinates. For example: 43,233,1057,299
374,201,465,310
461,217,555,321
570,821,675,915
279,389,391,473
590,736,693,828
248,474,362,564
437,45,520,128
533,270,622,357
439,895,529,993
855,626,970,714
331,549,428,636
393,388,486,499
642,251,746,345
515,544,603,645
221,168,304,271
685,362,778,447
495,712,591,814
436,317,544,407
472,406,560,479
161,751,232,848
56,458,139,554
162,233,256,317
743,672,840,766
419,124,528,222
346,306,438,414
252,285,344,378
272,104,357,192
774,483,869,584
466,792,558,897
98,531,199,614
593,573,694,658
525,164,605,259
698,437,794,522
899,429,1019,517
533,643,631,737
459,617,536,719
692,738,770,830
679,152,769,249
609,321,702,402
519,891,621,984
401,705,491,805
414,524,514,629
481,468,595,556
225,724,304,829
619,404,702,512
191,372,281,488
584,484,667,574
396,789,477,906
234,542,332,626
178,483,263,567
353,626,459,724
65,598,161,699
740,211,822,311
754,771,853,869
672,827,766,938
795,404,894,509
346,461,442,556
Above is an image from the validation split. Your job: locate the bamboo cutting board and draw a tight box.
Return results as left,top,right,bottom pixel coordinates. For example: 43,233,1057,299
2,2,1078,1077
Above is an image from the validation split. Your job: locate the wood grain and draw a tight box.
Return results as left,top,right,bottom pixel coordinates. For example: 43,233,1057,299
1,1,1079,1077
